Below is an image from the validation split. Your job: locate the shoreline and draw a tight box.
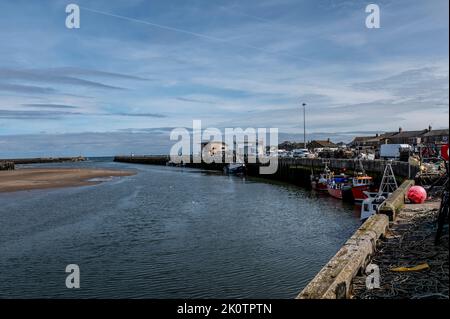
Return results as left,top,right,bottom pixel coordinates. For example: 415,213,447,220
0,168,136,193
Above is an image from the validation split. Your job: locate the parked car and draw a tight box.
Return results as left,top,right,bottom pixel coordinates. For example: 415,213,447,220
292,149,310,158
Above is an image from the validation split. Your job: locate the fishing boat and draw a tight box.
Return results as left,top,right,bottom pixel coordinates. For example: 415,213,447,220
360,192,389,220
351,159,375,202
351,175,374,201
360,162,398,220
311,165,333,191
327,174,352,199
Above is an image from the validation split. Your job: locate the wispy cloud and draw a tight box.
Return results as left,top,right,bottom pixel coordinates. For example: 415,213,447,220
0,68,127,90
44,67,151,81
0,109,166,120
112,112,167,118
22,103,79,109
0,109,81,120
176,96,218,105
0,83,57,94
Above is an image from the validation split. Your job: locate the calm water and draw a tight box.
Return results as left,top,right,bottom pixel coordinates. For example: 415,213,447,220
0,159,360,298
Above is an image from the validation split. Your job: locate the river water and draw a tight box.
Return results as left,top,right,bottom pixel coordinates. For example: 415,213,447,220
0,159,360,298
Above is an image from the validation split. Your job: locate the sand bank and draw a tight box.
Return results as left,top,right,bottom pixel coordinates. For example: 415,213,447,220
0,168,136,193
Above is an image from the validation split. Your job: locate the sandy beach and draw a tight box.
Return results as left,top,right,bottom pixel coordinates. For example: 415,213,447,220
0,168,136,193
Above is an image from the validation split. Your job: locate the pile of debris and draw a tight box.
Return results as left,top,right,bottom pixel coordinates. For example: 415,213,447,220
352,202,449,299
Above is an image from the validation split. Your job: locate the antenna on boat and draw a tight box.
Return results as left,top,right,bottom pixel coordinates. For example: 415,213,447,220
322,159,331,173
379,161,398,194
355,158,366,175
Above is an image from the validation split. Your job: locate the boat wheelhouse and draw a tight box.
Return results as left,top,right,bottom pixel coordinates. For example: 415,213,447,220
351,175,374,201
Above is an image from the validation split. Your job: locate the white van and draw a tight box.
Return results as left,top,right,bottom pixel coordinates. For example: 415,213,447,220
380,144,411,159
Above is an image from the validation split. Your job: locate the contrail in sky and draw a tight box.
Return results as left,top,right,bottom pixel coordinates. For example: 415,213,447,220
80,6,312,62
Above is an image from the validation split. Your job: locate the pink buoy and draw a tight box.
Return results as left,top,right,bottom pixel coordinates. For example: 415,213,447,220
407,186,427,204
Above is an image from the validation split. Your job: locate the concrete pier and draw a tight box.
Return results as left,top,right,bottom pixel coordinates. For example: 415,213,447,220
379,180,415,220
297,179,417,299
114,155,169,166
297,214,389,299
3,156,86,165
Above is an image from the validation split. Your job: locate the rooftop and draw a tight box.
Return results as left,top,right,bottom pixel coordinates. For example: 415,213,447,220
422,129,449,137
308,140,338,148
392,129,428,138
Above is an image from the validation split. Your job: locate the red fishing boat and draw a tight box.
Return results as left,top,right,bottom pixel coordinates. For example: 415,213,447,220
351,175,374,201
327,175,352,199
311,165,333,191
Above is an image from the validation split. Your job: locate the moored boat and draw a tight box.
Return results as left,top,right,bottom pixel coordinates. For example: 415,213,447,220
351,175,374,201
360,162,399,220
327,175,352,199
360,192,388,220
311,165,333,191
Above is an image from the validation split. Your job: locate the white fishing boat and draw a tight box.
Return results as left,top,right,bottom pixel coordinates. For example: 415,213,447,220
360,162,398,220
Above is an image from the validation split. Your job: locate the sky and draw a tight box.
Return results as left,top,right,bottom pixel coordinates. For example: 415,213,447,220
0,0,448,157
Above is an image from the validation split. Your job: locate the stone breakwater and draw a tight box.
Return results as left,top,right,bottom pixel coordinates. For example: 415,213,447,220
2,156,86,165
0,161,15,171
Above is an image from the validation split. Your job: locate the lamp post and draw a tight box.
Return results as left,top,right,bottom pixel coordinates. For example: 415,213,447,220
302,103,307,148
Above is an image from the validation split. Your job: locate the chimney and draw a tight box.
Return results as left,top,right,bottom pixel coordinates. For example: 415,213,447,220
376,133,379,137
399,127,403,133
327,138,330,142
428,125,432,132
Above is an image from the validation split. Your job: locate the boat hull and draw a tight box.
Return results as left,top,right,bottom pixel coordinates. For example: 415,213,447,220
312,181,328,191
328,187,343,199
352,185,371,201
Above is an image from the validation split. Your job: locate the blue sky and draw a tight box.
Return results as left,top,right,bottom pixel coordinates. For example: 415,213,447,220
0,0,448,156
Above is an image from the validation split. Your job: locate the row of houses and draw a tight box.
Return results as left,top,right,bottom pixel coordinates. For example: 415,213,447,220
277,139,339,151
349,126,449,149
199,126,448,158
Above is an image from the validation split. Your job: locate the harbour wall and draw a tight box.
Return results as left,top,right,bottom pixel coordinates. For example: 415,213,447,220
0,161,15,171
0,156,86,165
297,213,390,299
297,179,414,299
114,156,418,185
379,179,415,220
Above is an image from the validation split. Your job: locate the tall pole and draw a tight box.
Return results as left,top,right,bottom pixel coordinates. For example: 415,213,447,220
302,103,307,148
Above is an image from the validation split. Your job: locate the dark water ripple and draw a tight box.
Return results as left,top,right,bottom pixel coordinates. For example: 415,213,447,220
0,160,360,298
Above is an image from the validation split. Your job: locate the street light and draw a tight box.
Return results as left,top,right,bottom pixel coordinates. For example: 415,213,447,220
302,103,307,148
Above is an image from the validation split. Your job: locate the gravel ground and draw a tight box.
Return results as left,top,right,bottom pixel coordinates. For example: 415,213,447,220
352,201,449,299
